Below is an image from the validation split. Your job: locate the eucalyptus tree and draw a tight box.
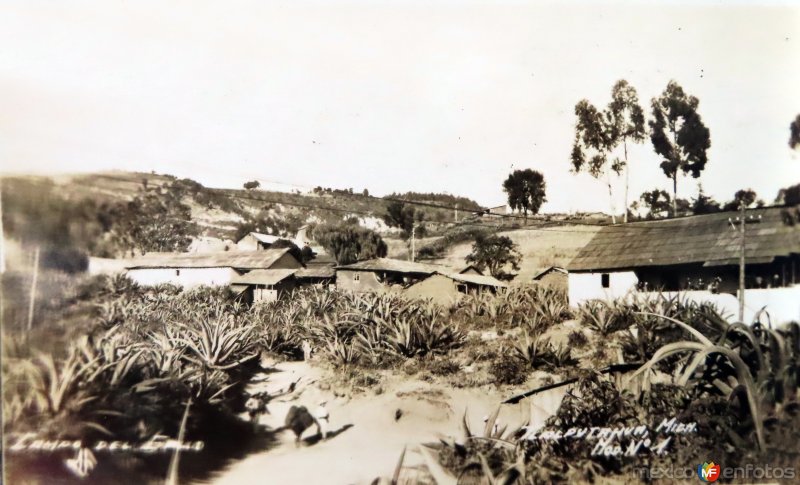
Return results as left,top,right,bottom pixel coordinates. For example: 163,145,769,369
790,114,800,150
649,81,711,216
571,80,645,223
607,80,646,222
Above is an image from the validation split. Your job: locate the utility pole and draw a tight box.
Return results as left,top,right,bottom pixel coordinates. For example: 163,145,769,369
730,205,762,323
411,225,416,262
738,203,746,322
0,185,4,273
27,246,40,332
454,204,458,223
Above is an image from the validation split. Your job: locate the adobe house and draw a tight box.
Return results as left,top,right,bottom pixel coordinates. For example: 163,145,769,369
566,206,800,322
294,266,336,287
293,252,336,287
532,266,568,291
335,258,444,293
405,272,508,305
231,269,298,304
124,248,302,288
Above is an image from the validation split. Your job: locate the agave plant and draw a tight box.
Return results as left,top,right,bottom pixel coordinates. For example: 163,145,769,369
186,368,238,405
146,327,187,375
106,274,141,297
95,299,137,328
629,312,800,452
511,332,553,370
415,318,466,356
173,315,258,370
14,348,114,437
576,300,630,336
418,407,526,484
323,338,360,367
548,341,577,368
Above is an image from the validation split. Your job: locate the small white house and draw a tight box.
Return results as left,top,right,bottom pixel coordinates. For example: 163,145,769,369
125,248,302,288
231,268,298,304
567,270,639,305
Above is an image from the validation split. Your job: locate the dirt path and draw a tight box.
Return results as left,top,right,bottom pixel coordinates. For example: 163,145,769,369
200,361,566,485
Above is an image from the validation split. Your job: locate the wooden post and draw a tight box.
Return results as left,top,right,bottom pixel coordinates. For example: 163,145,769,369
411,225,416,262
0,185,5,274
27,246,40,332
738,204,746,323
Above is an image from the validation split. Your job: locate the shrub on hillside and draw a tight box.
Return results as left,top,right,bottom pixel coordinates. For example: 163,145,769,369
489,353,530,386
427,357,461,376
567,330,589,349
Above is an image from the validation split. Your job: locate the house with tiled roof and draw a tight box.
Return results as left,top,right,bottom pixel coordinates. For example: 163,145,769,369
124,247,302,288
335,258,447,292
566,206,800,322
405,271,507,305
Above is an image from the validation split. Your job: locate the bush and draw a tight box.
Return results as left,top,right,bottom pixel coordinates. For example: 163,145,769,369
489,353,530,386
427,357,461,376
567,330,589,349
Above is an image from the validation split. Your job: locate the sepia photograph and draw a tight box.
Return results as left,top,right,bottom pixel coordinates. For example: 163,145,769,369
1,0,799,483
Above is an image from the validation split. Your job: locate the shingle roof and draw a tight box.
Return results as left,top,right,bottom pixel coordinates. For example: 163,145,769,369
307,253,337,266
446,272,507,288
125,248,294,270
295,266,336,278
567,207,800,272
336,258,445,274
231,269,297,285
532,266,568,280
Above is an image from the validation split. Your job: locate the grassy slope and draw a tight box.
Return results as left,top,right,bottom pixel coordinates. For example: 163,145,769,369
427,225,600,281
25,171,486,240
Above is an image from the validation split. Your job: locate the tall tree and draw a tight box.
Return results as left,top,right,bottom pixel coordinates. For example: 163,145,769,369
607,80,646,223
649,81,711,216
776,183,800,206
722,189,759,211
383,201,425,240
571,80,645,224
571,100,618,221
502,169,547,219
691,184,721,215
639,189,672,220
312,223,387,265
465,234,521,279
790,114,800,150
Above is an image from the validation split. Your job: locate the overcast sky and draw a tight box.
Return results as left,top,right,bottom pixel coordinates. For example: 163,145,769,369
1,0,798,213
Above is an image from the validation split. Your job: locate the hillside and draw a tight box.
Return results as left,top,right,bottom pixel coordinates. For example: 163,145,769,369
2,171,489,240
2,171,603,276
426,225,600,283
